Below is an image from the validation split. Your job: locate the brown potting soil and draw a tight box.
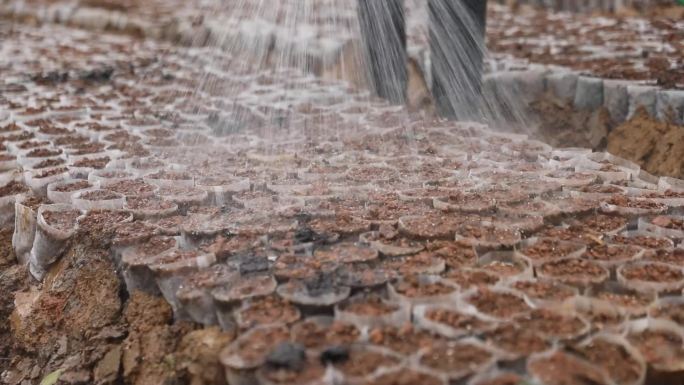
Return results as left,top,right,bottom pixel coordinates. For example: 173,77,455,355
468,289,530,319
607,107,684,179
393,276,456,298
79,189,121,201
0,180,29,197
571,339,643,385
484,323,550,356
236,295,300,329
334,348,402,378
443,269,500,289
511,280,576,302
425,308,494,333
368,324,438,356
34,157,66,169
107,179,157,196
42,209,81,231
339,296,398,317
72,156,110,169
53,180,92,192
371,368,444,385
419,341,492,374
514,309,586,338
621,263,683,282
528,351,612,385
471,373,523,385
293,319,360,350
36,167,68,178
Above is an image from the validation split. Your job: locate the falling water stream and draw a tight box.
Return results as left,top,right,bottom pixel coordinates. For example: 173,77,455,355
193,0,533,147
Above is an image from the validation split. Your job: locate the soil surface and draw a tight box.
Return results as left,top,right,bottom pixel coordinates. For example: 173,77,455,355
607,107,684,179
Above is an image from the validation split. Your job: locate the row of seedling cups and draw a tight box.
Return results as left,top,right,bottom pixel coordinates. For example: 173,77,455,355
215,279,654,385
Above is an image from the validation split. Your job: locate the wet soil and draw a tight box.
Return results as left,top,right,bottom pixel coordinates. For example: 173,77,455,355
392,276,456,298
79,189,121,201
292,319,360,350
368,324,438,356
34,158,66,169
236,295,300,329
72,156,110,169
52,180,92,192
539,258,607,282
528,351,612,385
514,309,586,339
621,263,684,282
484,323,550,356
443,269,500,289
0,181,29,197
607,108,684,179
570,339,643,385
227,326,290,367
107,179,157,196
6,244,125,383
425,308,494,333
333,348,401,378
112,221,157,246
611,234,673,250
0,227,28,374
36,167,68,178
339,296,398,316
371,368,444,385
42,209,81,232
511,280,577,302
467,289,530,319
419,341,492,375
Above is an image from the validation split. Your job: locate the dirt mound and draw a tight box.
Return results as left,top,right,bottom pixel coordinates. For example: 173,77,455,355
122,292,196,385
528,95,611,150
607,107,684,179
11,246,122,350
3,252,200,385
177,327,235,385
0,228,28,377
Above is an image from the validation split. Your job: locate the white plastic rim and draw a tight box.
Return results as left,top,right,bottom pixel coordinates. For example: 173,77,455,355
47,178,98,204
24,168,70,197
413,303,497,340
219,324,290,370
88,169,136,187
